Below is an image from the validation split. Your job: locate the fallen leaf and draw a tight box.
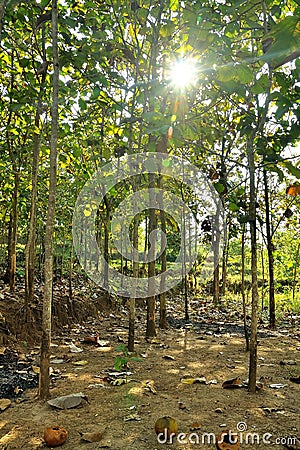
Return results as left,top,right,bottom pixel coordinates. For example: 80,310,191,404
222,377,243,389
181,377,207,384
163,355,175,360
88,383,105,388
32,365,40,374
124,414,142,421
269,383,287,389
97,340,110,347
142,380,157,394
190,421,201,431
107,371,132,377
47,392,88,409
207,379,218,385
69,342,83,353
111,378,129,386
72,360,88,366
80,429,106,442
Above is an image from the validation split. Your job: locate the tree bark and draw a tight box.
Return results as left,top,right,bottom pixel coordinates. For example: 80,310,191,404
39,0,59,401
8,171,19,293
247,133,259,393
0,0,6,39
263,169,275,329
146,172,157,339
128,214,138,352
220,221,230,296
158,176,167,329
213,213,220,305
25,24,47,305
292,242,300,303
25,109,42,305
241,224,250,351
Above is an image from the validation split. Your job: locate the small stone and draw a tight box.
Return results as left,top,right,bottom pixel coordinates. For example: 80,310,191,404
0,398,11,412
215,408,223,414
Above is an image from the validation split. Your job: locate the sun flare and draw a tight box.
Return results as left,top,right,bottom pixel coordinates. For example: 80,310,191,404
168,58,198,89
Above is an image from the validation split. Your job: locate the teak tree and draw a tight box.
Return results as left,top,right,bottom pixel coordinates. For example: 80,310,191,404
39,0,59,401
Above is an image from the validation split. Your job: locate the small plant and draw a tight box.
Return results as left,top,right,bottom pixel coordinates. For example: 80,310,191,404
114,344,142,372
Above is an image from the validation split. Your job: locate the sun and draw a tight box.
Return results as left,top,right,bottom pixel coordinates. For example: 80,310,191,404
168,58,198,89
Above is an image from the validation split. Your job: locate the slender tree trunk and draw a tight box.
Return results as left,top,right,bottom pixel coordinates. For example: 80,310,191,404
220,222,230,296
241,224,250,351
146,172,157,339
128,215,138,352
261,244,265,311
39,0,59,400
158,176,167,329
213,213,220,305
9,172,19,293
103,218,109,290
292,242,300,303
263,169,275,329
181,191,189,320
3,214,12,284
247,0,272,392
25,109,42,304
68,244,74,315
247,134,259,393
0,0,6,39
25,24,47,305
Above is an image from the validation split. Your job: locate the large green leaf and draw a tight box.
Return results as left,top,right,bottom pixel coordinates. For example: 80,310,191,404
234,64,253,84
283,161,300,179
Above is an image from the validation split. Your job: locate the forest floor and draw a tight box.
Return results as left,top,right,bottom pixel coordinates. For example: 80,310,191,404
0,286,299,450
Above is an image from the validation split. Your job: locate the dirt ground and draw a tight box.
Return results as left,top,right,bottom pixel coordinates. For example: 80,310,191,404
0,303,299,450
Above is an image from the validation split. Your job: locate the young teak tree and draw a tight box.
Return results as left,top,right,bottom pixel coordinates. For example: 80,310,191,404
39,0,59,401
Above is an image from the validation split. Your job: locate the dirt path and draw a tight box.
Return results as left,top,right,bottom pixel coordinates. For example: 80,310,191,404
0,311,299,450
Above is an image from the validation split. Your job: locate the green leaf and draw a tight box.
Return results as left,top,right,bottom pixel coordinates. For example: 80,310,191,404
217,65,234,82
234,64,253,83
73,146,82,158
159,22,176,38
169,0,178,11
283,161,300,179
251,74,269,94
229,202,239,212
92,86,101,99
214,182,226,194
79,98,87,110
143,110,163,123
